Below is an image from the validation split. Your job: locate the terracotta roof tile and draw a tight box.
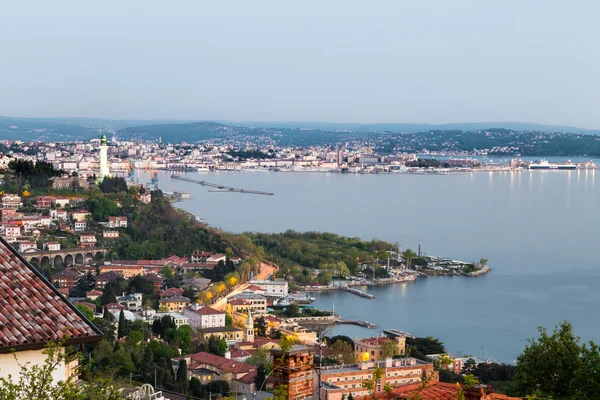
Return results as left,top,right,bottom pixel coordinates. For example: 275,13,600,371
0,238,101,352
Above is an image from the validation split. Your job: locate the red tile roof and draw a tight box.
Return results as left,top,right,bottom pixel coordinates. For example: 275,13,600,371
357,382,520,400
184,351,256,375
0,238,101,352
186,305,224,315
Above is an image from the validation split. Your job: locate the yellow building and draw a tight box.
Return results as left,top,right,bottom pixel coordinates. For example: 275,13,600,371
99,264,143,279
158,296,191,314
354,336,406,361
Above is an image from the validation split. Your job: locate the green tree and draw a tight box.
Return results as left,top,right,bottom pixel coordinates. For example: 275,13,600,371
254,364,267,391
117,310,128,338
381,339,400,358
175,359,189,392
75,304,95,321
402,249,417,270
0,340,122,400
207,335,227,356
93,318,116,342
102,306,114,321
100,176,128,193
255,316,268,337
362,366,384,400
325,340,355,364
479,258,488,268
461,358,477,375
438,354,453,370
174,325,193,354
246,346,272,367
512,321,583,399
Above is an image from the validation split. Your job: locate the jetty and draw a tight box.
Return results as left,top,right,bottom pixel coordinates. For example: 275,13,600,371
338,285,376,299
336,319,378,329
383,328,415,339
171,175,274,196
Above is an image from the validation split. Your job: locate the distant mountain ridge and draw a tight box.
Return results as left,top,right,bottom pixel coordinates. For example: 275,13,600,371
0,116,598,143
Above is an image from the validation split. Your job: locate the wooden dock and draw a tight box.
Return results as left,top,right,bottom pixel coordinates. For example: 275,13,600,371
172,175,274,195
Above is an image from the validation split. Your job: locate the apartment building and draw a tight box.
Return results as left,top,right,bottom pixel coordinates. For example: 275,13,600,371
320,358,434,400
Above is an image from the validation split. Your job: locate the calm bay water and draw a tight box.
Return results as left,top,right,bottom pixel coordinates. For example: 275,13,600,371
152,169,600,362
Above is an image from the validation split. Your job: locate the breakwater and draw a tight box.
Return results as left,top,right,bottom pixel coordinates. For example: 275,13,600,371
171,175,274,195
338,285,376,299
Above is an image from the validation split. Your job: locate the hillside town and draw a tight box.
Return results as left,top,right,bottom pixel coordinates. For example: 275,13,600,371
1,133,596,178
0,135,527,400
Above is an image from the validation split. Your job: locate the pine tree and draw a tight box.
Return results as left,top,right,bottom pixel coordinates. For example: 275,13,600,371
103,306,114,321
175,359,189,392
255,364,267,391
117,310,126,338
139,346,155,383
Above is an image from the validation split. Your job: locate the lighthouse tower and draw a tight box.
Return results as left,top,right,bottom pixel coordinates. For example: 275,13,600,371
99,133,110,180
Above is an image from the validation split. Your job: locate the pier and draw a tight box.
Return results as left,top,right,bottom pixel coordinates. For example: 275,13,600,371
383,328,415,339
338,285,376,299
336,319,378,329
171,175,274,195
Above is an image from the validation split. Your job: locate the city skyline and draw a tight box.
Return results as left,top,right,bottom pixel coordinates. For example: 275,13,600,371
1,0,599,128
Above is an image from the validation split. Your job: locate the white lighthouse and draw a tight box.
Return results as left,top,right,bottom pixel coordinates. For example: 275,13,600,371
99,133,110,180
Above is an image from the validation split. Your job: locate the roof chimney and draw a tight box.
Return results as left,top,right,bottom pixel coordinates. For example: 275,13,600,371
463,385,494,400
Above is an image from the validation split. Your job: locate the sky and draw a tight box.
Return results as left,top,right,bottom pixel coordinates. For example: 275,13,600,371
1,0,599,128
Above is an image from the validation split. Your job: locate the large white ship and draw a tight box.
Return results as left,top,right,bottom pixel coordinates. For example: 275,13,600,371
528,160,576,170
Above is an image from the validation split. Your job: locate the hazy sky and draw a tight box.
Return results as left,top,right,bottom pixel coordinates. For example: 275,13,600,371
1,0,599,127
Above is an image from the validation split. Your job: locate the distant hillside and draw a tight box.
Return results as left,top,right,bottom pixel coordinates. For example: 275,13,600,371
116,121,369,145
232,121,593,134
0,116,598,145
0,117,101,141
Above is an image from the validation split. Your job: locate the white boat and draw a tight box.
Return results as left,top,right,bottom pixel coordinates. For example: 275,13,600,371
197,166,211,173
529,160,576,170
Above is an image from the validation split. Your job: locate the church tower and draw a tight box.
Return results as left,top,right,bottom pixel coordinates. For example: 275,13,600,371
99,133,110,180
245,309,254,342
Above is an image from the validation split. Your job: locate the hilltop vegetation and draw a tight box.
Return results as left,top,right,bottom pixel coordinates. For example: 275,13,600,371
113,190,237,260
249,230,399,274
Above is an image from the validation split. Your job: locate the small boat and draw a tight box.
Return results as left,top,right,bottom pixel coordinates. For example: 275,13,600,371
197,166,211,173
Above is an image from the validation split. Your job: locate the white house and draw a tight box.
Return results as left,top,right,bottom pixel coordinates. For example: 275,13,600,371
0,236,102,383
52,197,70,208
18,241,37,253
4,226,21,239
183,304,226,330
206,253,227,264
249,279,289,297
45,242,61,251
71,211,91,222
108,216,128,228
74,221,87,232
79,234,96,248
49,209,68,220
103,230,119,239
